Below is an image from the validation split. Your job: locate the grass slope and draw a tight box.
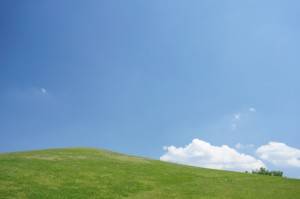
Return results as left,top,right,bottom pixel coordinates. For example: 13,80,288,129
0,148,300,199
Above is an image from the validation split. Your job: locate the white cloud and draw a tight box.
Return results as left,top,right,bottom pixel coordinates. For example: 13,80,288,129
160,139,265,172
256,142,300,168
249,107,256,112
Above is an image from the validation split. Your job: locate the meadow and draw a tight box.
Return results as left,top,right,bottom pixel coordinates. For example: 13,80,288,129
1,148,299,199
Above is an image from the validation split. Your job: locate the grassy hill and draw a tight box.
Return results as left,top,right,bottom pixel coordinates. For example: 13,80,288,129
0,148,299,199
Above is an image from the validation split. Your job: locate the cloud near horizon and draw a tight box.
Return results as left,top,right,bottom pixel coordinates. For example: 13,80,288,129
160,139,265,172
256,142,300,168
235,143,255,150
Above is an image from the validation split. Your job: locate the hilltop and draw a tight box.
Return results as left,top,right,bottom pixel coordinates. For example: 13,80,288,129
0,148,299,198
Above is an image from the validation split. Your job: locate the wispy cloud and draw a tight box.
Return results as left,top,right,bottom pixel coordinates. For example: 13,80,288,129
3,87,52,103
231,123,237,130
249,107,256,112
231,113,241,130
235,143,255,150
230,107,257,131
40,88,48,94
234,113,241,120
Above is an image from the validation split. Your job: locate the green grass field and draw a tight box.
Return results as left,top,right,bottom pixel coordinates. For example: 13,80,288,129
0,148,299,199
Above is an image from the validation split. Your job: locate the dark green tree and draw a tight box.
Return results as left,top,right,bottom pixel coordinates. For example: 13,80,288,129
252,167,283,177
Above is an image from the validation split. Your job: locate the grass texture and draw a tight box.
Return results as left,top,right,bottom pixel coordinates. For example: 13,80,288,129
0,148,299,199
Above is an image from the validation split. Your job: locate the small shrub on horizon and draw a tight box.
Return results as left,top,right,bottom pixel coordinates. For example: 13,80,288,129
251,167,283,177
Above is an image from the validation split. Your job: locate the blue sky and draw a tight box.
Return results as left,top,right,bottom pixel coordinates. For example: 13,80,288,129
1,1,300,178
